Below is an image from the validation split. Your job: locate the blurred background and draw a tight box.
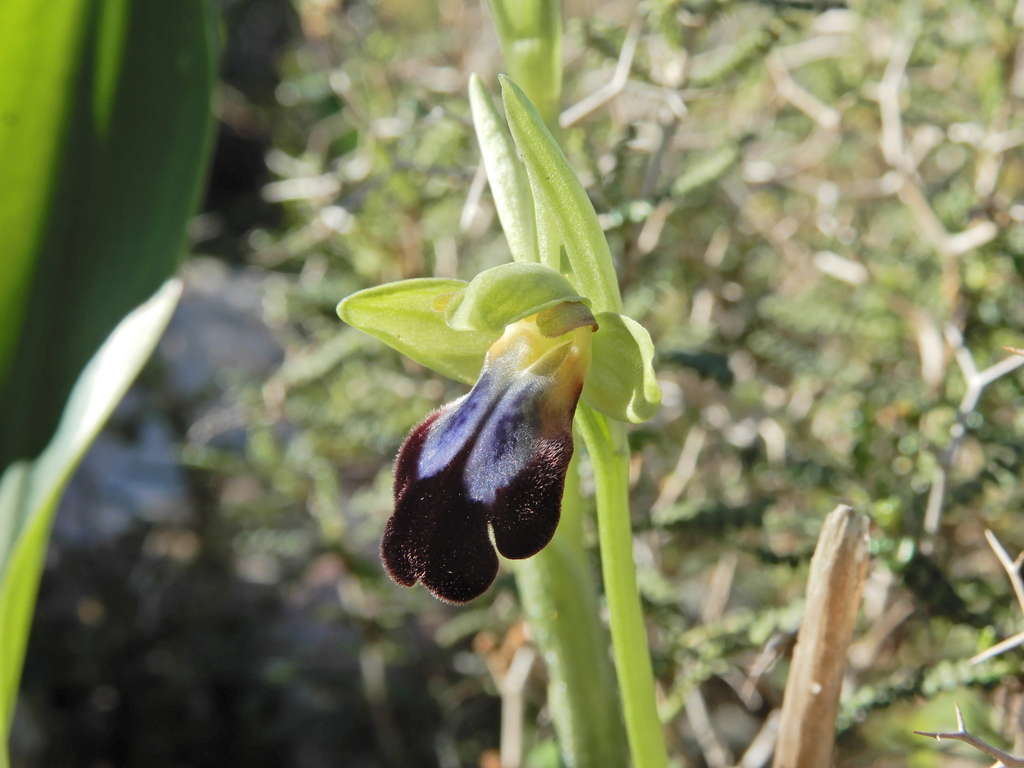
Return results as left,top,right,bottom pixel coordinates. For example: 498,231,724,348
12,0,1024,766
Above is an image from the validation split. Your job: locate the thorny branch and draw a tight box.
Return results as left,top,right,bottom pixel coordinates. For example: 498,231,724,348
916,703,1024,767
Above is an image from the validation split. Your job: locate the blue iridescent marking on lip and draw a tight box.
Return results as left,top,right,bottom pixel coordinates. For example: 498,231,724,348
416,371,499,480
464,376,540,504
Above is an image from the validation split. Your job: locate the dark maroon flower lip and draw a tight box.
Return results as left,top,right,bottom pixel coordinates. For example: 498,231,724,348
380,317,592,603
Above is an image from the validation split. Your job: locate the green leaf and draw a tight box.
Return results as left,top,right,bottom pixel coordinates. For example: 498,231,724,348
484,0,562,127
583,312,662,423
0,0,218,467
0,279,181,741
338,279,494,384
468,74,538,264
500,76,622,315
535,193,566,274
444,262,587,334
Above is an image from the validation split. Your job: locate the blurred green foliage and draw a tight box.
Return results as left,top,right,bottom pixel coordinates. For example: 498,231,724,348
193,0,1024,762
23,0,1024,765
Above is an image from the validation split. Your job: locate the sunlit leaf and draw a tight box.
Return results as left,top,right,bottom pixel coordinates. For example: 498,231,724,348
0,279,181,743
444,262,587,334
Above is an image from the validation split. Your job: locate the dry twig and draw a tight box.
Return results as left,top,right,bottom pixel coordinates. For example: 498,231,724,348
923,331,1024,537
968,531,1024,665
499,645,536,768
739,710,781,768
651,426,707,515
560,20,642,128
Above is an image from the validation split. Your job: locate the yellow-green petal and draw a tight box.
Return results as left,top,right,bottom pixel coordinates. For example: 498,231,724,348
582,312,661,423
444,262,587,334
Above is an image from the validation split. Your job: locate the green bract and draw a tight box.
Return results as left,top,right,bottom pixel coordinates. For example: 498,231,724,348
468,75,537,264
483,0,562,128
337,77,661,424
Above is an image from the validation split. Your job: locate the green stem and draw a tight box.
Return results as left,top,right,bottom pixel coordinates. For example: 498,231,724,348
575,403,668,768
513,441,629,768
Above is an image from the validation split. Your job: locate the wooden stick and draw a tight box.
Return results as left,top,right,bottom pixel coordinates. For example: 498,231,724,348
772,505,870,768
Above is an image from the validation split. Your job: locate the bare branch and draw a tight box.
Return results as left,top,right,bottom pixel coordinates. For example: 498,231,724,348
701,552,739,625
968,531,1024,665
849,597,915,671
738,709,781,768
499,645,536,768
878,38,913,169
766,51,840,130
913,311,945,390
924,333,1024,536
968,629,1024,666
651,426,707,515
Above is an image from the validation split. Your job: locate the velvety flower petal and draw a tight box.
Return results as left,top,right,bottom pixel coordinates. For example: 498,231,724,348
486,431,573,560
380,309,594,603
382,410,499,603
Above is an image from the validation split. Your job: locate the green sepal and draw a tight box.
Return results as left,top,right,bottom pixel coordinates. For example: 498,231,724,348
500,76,622,315
468,74,538,264
583,312,662,423
337,279,494,385
444,262,587,334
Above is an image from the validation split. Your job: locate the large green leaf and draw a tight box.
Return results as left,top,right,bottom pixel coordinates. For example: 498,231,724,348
0,280,182,750
0,0,218,468
0,0,91,393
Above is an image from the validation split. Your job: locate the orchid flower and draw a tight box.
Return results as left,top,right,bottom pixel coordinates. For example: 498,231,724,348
337,77,660,603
